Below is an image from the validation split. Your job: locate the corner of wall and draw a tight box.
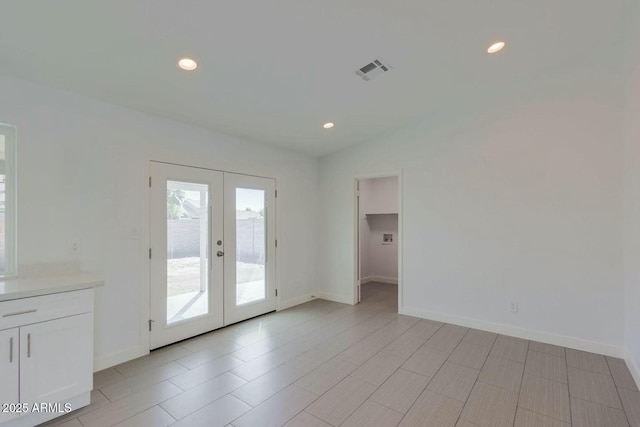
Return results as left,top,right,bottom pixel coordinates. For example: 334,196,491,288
622,0,640,392
626,348,640,390
315,291,355,305
278,294,316,311
94,345,148,372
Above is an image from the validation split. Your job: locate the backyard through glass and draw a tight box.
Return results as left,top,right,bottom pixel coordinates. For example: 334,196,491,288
166,180,209,324
236,188,266,305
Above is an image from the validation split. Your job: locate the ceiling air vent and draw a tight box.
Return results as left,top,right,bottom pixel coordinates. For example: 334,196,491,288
355,58,392,81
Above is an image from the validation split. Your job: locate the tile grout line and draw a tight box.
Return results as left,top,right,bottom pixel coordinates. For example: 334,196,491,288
564,346,573,427
512,338,530,427
566,364,629,411
229,308,404,396
297,314,424,425
82,289,639,427
452,330,498,427
293,298,408,422
114,405,177,427
605,356,632,427
188,341,333,425
448,328,482,427
392,322,447,426
227,365,325,425
226,297,402,426
519,347,580,424
225,303,353,355
418,326,479,426
84,302,331,426
330,319,440,425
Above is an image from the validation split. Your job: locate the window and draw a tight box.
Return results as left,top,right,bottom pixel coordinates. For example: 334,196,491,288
0,124,16,276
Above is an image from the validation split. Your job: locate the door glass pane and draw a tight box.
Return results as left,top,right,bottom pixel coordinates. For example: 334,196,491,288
236,188,266,305
166,181,209,324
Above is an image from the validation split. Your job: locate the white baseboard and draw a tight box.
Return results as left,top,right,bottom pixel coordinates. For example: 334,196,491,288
361,276,398,285
400,305,625,358
94,344,148,372
278,294,315,310
625,349,640,390
315,291,354,305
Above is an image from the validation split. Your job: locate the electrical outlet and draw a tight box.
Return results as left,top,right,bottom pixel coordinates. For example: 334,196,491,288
70,240,80,254
509,302,519,313
130,227,140,240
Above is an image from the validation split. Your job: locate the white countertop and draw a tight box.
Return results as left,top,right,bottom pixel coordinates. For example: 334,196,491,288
0,273,104,302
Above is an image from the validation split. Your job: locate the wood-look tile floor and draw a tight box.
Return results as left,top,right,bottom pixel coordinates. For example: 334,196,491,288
41,282,640,427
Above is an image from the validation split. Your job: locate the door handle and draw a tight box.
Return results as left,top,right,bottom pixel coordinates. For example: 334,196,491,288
217,251,224,257
9,336,13,363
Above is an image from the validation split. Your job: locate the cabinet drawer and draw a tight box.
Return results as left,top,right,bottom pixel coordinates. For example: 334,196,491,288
0,289,93,330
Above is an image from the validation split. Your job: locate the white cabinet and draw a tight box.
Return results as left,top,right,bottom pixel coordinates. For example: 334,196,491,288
0,289,94,427
0,329,20,423
20,313,92,407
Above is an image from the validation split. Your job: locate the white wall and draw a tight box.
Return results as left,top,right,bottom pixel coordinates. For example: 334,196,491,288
0,76,319,370
2,60,634,375
360,176,399,214
320,67,627,355
363,215,398,282
623,4,640,384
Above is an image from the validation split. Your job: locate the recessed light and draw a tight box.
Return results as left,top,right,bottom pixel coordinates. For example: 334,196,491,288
487,41,505,54
323,122,335,129
178,57,198,71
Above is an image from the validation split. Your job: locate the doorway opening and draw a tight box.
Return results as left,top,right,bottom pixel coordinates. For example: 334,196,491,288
355,175,401,312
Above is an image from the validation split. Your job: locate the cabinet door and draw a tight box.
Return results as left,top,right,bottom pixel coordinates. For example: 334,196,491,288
20,313,93,407
0,328,20,423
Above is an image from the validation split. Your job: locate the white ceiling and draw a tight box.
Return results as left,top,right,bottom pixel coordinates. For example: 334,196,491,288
0,0,635,156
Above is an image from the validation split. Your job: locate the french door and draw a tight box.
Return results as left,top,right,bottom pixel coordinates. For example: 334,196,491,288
149,162,276,349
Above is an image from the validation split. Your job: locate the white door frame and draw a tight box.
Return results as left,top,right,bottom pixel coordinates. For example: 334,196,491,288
353,171,403,311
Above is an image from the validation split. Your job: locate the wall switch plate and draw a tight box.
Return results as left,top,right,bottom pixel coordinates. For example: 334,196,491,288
510,302,519,313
